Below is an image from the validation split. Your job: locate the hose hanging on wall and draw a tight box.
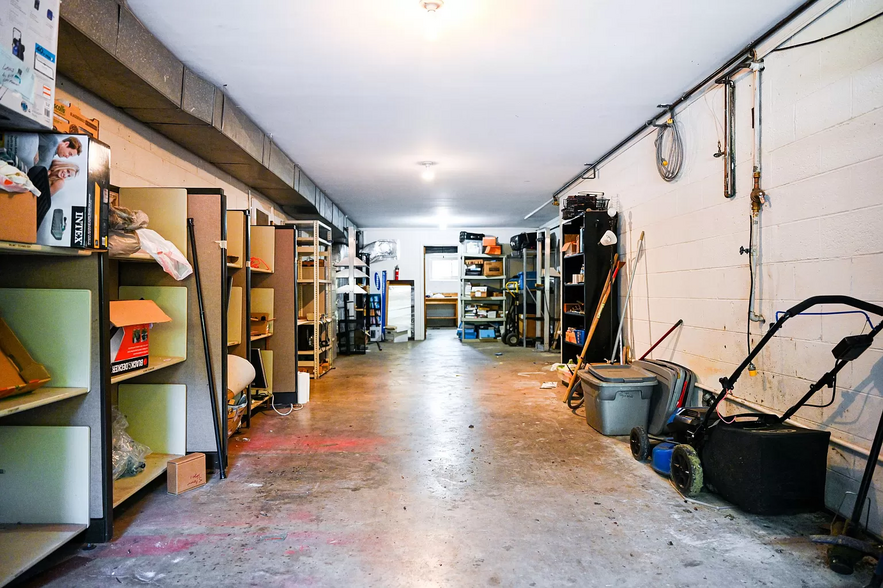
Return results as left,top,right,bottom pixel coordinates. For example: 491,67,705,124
654,110,684,182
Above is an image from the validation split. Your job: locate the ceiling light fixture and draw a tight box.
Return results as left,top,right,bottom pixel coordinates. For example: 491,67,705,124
420,0,444,41
419,161,437,182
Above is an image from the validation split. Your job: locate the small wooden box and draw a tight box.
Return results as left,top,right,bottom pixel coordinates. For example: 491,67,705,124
167,453,207,495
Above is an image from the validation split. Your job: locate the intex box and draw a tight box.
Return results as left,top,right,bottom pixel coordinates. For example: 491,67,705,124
109,300,172,376
167,453,207,495
0,132,110,249
0,0,60,129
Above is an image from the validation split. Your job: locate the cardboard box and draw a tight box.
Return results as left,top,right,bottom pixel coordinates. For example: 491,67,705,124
0,191,37,243
519,315,539,338
109,300,172,376
473,290,488,298
53,99,99,139
484,245,501,255
250,312,273,337
564,234,580,253
167,453,207,495
299,259,326,281
482,236,497,247
0,0,60,130
0,133,110,249
483,261,503,277
0,317,50,399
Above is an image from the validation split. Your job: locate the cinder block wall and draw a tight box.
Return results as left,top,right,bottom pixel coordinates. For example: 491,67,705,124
55,76,289,223
568,0,883,531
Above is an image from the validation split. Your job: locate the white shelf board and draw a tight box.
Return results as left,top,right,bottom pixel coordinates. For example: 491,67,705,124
0,241,92,257
461,253,504,259
462,276,506,280
113,453,181,508
110,356,186,385
462,317,504,322
460,297,505,302
0,524,86,587
0,387,89,419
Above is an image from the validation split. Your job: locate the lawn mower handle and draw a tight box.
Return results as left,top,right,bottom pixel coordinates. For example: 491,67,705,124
703,296,883,430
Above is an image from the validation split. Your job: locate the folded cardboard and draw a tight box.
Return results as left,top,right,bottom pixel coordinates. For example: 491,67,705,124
109,300,172,376
167,453,207,495
0,0,60,129
299,259,326,281
0,133,110,249
483,261,503,277
484,245,501,255
0,317,51,399
0,191,37,243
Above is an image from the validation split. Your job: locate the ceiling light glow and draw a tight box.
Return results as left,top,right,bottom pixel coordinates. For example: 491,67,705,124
419,161,437,182
419,0,444,41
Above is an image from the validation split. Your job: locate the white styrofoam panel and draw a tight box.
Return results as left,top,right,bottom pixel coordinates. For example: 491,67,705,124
0,289,92,389
0,426,90,525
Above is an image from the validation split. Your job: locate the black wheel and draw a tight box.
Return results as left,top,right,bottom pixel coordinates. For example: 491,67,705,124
670,444,703,497
504,332,519,346
630,426,650,461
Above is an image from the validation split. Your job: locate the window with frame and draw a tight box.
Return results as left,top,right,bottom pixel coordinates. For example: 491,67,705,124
430,259,459,281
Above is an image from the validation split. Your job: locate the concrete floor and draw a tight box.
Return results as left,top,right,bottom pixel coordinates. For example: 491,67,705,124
24,330,873,587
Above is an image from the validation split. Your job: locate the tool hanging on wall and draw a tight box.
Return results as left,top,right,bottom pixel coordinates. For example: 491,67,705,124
639,319,684,360
188,218,227,479
563,255,626,409
610,231,645,363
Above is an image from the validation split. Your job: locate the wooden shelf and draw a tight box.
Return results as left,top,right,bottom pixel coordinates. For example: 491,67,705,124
227,340,241,347
297,344,331,355
564,252,584,259
297,237,331,246
250,395,270,410
251,267,273,274
298,279,331,284
0,387,89,419
110,356,186,385
462,276,506,280
462,317,503,323
112,452,182,508
0,241,94,257
111,251,154,263
250,332,272,342
227,261,244,269
0,524,87,586
462,253,505,259
461,297,505,302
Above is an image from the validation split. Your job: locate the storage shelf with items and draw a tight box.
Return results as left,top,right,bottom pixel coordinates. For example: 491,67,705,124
336,227,370,355
246,224,277,417
458,235,507,341
0,249,110,582
109,187,228,510
250,226,302,406
560,200,619,364
226,210,251,430
293,220,334,379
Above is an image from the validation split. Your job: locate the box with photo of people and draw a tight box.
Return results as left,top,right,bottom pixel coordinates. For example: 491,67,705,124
0,132,110,249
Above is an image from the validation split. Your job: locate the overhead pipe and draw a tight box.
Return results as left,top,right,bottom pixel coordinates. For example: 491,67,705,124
551,0,819,200
748,56,766,325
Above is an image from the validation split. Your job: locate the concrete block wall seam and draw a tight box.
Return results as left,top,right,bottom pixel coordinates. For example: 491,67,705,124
562,0,883,531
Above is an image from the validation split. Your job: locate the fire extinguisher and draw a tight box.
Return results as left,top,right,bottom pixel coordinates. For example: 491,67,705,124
394,265,400,280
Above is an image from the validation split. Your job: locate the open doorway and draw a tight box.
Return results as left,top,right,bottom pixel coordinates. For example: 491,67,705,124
423,246,460,338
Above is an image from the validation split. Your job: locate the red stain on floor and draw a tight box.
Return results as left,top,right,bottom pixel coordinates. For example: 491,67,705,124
94,533,225,557
234,434,387,454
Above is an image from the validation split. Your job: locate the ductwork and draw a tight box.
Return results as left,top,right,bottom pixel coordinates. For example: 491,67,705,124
57,0,356,236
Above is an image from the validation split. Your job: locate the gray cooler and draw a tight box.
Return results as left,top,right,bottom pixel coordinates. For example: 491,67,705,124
578,364,657,436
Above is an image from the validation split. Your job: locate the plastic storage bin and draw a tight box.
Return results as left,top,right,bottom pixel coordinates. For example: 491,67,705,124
579,364,657,436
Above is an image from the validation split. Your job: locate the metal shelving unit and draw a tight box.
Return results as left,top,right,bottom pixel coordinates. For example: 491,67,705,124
293,220,334,379
458,250,507,341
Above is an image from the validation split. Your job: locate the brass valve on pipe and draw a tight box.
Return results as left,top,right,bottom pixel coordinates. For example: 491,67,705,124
750,171,766,214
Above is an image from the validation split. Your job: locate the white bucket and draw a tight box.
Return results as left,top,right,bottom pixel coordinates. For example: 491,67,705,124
297,371,310,404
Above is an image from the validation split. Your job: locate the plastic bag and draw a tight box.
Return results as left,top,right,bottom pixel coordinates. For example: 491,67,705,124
108,204,149,257
0,162,40,195
136,228,193,280
360,240,399,263
111,406,151,480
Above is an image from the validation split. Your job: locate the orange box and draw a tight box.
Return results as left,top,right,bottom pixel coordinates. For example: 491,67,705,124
0,191,37,244
53,99,100,139
167,453,207,495
484,245,501,255
0,317,51,400
109,300,172,377
482,236,497,246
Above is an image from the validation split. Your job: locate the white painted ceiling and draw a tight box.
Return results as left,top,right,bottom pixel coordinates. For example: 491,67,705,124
127,0,802,228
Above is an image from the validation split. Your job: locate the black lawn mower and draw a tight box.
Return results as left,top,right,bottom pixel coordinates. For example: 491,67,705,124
630,296,883,566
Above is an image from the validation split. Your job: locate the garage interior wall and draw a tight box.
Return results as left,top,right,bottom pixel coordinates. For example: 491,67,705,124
567,0,883,532
362,227,536,340
55,76,289,224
